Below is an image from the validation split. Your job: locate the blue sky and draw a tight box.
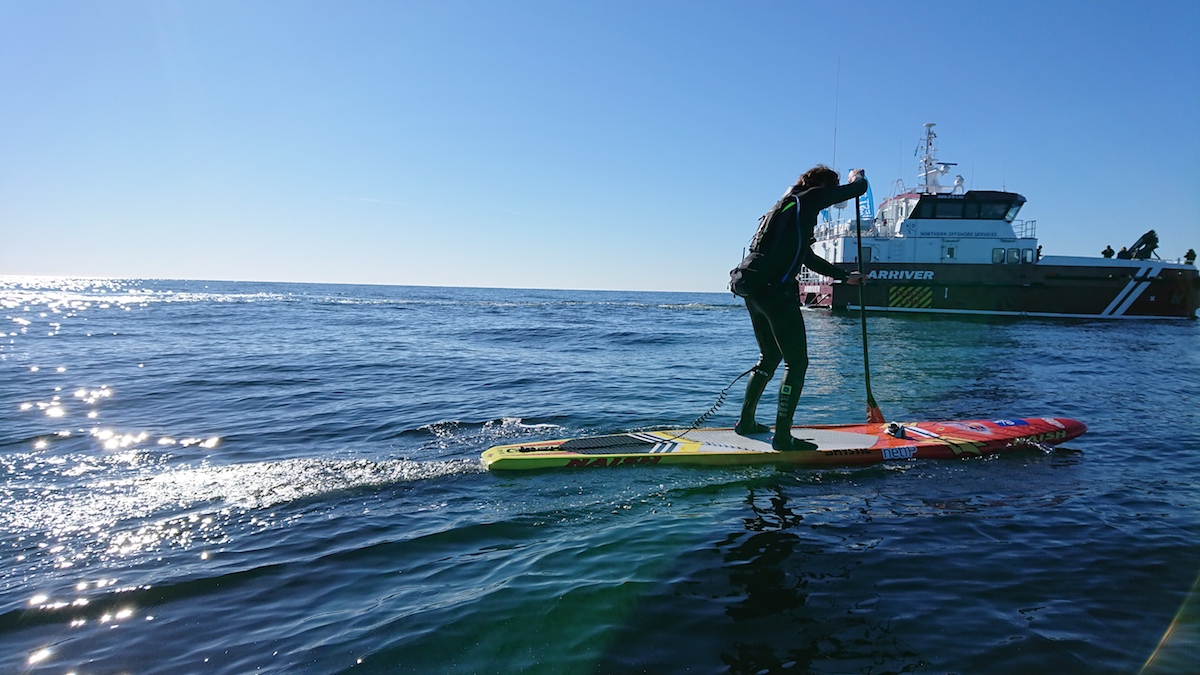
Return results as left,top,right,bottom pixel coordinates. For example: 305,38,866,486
2,1,1197,291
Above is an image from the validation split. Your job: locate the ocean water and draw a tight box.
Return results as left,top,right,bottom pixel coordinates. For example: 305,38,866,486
1,277,1197,675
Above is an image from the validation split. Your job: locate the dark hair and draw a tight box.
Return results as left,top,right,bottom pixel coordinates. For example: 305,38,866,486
794,164,839,192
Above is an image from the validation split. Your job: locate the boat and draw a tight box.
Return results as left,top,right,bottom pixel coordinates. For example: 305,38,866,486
799,124,1199,319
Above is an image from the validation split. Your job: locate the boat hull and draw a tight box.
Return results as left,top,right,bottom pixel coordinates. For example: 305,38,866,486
822,260,1198,319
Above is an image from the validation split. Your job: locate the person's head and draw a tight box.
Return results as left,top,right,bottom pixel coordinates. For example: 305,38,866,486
793,164,839,193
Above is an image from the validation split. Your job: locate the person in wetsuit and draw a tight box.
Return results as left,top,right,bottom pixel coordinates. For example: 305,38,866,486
729,165,867,450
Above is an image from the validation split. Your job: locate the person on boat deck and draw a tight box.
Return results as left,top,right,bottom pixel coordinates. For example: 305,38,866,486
729,165,867,451
1102,245,1115,258
1116,246,1133,260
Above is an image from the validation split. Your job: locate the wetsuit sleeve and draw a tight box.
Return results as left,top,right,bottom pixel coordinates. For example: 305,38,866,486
804,249,849,280
806,178,869,212
797,178,869,281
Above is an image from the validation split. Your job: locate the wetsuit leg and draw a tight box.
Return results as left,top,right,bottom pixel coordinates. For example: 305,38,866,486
735,366,774,435
747,289,814,451
736,302,780,435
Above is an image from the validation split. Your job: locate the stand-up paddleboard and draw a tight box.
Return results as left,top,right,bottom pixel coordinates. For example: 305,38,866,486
481,417,1086,471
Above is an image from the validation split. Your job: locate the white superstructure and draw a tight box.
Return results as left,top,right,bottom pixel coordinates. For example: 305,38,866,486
807,123,1039,272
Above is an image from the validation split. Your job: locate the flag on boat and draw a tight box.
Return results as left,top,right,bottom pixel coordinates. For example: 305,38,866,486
858,183,875,221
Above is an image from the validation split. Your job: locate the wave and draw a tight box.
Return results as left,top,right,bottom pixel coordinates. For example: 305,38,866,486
0,456,484,538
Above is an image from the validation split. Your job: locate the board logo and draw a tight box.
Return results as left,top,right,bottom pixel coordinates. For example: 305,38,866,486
882,446,916,460
1021,430,1067,444
826,448,873,457
991,419,1029,427
868,270,935,281
1042,418,1066,429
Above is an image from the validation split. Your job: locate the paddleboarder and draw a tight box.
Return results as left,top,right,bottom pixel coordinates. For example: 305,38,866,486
729,165,868,450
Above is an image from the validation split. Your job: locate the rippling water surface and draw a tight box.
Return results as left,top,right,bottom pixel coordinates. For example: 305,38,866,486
2,278,1197,674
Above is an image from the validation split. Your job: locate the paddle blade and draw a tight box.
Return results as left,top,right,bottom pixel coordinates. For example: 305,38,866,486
867,404,885,424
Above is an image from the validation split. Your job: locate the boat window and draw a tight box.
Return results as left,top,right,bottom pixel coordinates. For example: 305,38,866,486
1007,248,1021,264
980,202,1010,219
965,202,980,219
861,246,872,263
1004,204,1022,221
946,246,956,259
992,248,1005,264
1023,248,1035,263
937,201,964,218
914,200,935,218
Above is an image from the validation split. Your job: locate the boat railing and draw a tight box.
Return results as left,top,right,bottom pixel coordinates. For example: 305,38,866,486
814,220,889,242
816,218,1040,242
797,269,834,285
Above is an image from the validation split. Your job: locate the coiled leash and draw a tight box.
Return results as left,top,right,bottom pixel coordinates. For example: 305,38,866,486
658,366,758,443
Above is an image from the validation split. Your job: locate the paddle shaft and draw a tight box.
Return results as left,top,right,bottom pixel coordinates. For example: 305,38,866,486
854,191,884,422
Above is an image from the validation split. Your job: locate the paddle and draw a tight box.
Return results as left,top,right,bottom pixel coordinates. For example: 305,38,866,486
854,184,885,423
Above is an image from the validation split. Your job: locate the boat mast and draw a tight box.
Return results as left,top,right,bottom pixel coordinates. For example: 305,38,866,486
917,123,959,195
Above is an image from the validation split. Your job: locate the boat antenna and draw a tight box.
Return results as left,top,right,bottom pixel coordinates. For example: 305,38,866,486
831,58,840,170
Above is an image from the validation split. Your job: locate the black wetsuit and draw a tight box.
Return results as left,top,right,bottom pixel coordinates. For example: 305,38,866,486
737,178,868,449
